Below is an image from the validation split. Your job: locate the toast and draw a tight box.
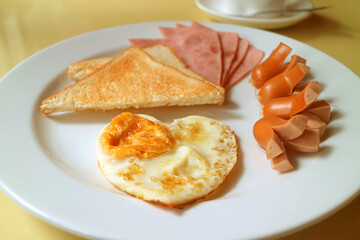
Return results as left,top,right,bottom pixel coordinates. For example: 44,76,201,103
40,46,225,114
67,45,207,81
67,57,112,81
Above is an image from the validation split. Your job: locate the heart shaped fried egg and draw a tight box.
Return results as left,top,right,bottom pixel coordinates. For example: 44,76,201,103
96,112,237,208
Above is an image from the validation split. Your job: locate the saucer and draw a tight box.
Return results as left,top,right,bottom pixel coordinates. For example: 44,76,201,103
195,0,314,29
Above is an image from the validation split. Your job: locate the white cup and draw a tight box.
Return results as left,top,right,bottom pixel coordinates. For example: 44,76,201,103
217,0,287,16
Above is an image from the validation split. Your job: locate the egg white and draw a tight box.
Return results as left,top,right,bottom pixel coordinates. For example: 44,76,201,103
96,114,237,207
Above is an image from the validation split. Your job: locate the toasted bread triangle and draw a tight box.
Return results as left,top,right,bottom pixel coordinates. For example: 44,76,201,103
41,46,225,114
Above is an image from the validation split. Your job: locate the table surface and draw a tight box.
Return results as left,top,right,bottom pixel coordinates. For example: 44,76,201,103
0,0,359,239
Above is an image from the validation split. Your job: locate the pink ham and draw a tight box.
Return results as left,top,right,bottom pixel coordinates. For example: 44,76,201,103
130,25,222,85
158,26,188,38
128,38,165,48
218,32,239,85
224,46,264,89
161,23,240,86
189,22,239,85
226,39,250,77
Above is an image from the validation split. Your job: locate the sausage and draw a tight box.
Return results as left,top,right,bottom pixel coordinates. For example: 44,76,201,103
257,63,310,105
271,115,308,140
262,81,322,119
270,152,294,172
283,55,307,73
250,42,292,88
302,100,331,123
253,118,285,159
253,115,308,159
285,128,320,152
298,112,326,139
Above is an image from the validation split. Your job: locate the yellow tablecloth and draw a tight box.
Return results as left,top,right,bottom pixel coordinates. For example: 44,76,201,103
0,0,359,239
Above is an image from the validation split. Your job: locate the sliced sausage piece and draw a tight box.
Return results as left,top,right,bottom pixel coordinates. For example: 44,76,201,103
298,112,326,139
257,63,310,105
283,55,307,73
251,42,292,88
270,152,294,172
262,81,322,119
265,130,286,159
292,81,308,94
253,115,309,159
285,128,320,152
303,100,331,123
272,114,308,140
253,118,286,159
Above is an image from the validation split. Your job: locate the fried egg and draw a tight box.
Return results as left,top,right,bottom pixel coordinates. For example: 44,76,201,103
96,112,237,208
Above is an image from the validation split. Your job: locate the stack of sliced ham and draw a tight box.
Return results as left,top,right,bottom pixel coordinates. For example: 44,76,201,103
129,22,264,89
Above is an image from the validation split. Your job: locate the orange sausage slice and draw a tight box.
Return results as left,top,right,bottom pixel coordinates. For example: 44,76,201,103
251,42,292,88
263,81,322,119
298,112,326,139
270,152,294,172
253,122,285,159
302,100,331,123
253,115,308,159
271,115,308,140
257,63,310,105
283,55,307,73
285,128,320,152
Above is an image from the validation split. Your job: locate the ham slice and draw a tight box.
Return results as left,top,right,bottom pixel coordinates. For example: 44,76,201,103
218,32,239,85
128,38,164,48
189,22,239,85
224,46,264,89
226,38,250,81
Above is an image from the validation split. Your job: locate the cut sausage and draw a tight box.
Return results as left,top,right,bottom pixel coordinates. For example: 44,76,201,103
283,55,307,73
271,115,308,140
298,112,326,139
253,115,309,159
285,128,320,152
302,100,331,123
262,81,322,119
253,117,286,159
251,42,292,88
257,63,310,104
265,130,286,159
270,152,294,172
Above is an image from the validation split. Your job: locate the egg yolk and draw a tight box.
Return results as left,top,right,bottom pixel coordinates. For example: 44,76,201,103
100,112,175,159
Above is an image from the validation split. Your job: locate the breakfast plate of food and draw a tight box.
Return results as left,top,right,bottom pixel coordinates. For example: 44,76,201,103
0,21,359,240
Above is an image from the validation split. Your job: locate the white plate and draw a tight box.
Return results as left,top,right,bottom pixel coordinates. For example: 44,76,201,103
196,0,314,29
0,21,359,240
